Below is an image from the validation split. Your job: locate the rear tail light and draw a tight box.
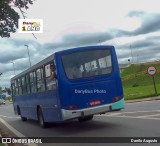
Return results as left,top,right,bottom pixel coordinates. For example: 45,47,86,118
68,105,78,110
112,96,122,102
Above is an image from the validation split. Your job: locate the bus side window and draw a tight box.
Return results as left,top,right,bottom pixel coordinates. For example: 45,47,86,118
21,76,27,95
11,80,15,97
30,72,37,93
26,74,31,94
15,79,19,96
36,68,45,92
18,78,22,95
45,63,56,90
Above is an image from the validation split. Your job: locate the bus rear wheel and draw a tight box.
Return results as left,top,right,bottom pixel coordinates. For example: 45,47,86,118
38,108,48,128
78,115,93,122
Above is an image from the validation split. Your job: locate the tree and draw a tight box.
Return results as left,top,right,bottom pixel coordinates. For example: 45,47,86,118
0,0,34,38
5,87,11,95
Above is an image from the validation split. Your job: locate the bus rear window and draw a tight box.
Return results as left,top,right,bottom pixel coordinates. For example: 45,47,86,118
61,49,112,80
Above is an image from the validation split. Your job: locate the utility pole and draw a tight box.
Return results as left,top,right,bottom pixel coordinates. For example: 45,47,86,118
24,45,32,67
130,45,133,64
11,62,16,75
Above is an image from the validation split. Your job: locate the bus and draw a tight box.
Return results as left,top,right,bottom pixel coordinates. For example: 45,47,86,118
11,45,125,128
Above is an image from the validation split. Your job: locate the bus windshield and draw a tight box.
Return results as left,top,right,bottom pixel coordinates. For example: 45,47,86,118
61,49,112,79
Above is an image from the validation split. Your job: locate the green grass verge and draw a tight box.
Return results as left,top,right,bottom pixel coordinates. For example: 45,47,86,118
122,63,160,100
124,84,160,100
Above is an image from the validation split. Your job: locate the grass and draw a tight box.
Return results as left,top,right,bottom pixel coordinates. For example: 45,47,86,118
124,84,160,100
122,63,160,100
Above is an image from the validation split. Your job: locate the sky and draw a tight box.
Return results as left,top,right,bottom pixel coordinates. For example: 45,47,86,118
1,0,160,88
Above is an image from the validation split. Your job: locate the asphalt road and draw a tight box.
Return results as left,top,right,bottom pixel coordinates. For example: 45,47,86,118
0,100,160,146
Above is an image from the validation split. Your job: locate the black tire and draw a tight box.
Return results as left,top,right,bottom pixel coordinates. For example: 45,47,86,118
21,116,27,121
18,107,27,121
113,109,121,111
38,108,48,128
78,115,93,122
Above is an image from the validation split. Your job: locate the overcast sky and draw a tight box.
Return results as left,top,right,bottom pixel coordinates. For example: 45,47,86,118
1,0,160,88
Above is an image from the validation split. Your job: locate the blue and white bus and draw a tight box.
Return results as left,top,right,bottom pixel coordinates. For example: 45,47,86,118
11,45,125,128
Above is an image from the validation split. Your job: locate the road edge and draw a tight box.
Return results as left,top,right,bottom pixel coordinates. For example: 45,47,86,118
125,96,160,103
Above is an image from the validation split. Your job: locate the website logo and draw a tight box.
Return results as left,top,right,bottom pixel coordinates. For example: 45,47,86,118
18,19,43,33
2,138,11,143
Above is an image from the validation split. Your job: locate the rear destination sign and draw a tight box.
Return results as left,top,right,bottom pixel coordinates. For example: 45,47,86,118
147,66,157,76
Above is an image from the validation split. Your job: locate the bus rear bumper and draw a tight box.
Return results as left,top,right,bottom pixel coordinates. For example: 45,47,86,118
61,104,112,121
112,98,125,110
61,98,125,121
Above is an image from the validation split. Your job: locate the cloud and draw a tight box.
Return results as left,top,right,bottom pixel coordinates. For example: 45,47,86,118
117,40,155,50
40,32,114,52
62,32,113,45
132,12,160,35
0,38,40,63
0,51,25,63
116,38,160,64
112,11,160,37
128,11,145,17
146,35,160,41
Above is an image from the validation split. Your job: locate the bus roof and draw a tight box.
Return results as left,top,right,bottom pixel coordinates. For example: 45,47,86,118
57,45,114,54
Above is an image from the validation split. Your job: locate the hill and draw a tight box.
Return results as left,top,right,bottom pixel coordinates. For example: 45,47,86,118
121,62,160,100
